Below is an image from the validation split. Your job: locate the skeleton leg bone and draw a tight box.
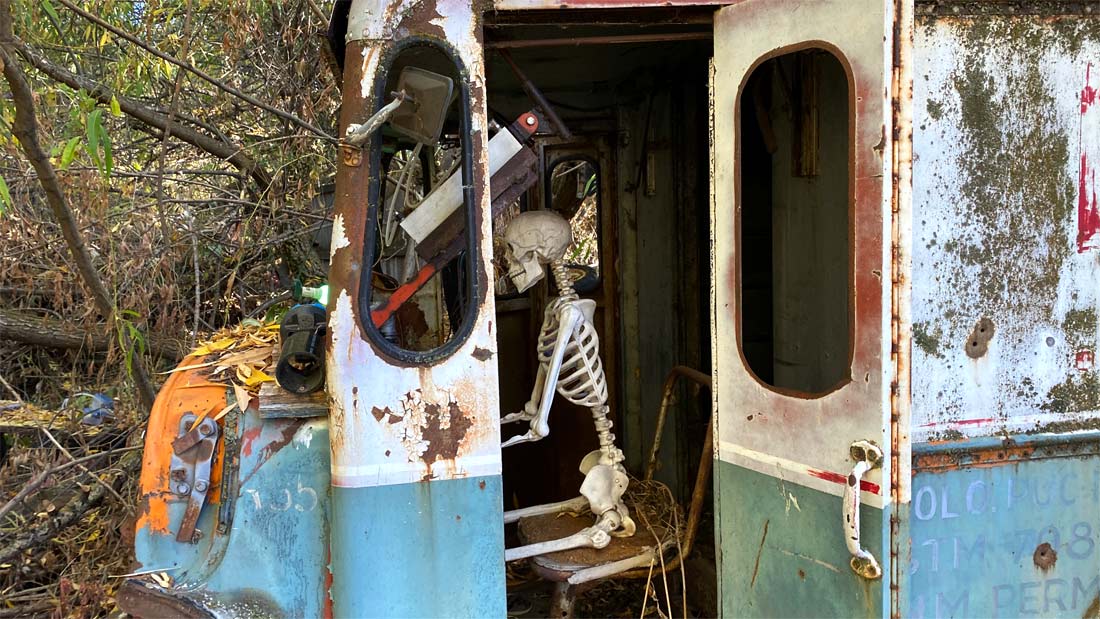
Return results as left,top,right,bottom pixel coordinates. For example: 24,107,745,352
504,496,588,524
504,513,620,562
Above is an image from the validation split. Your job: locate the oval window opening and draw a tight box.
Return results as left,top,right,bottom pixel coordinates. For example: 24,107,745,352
548,157,601,293
739,48,852,394
360,43,477,358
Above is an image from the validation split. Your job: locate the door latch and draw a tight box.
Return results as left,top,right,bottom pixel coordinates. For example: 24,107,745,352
844,440,882,580
170,413,219,543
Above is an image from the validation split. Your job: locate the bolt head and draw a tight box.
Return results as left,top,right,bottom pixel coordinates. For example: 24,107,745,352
525,116,535,126
194,480,208,493
199,423,213,436
175,483,191,495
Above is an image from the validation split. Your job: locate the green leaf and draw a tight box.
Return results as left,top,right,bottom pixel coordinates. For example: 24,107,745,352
85,109,102,167
0,175,11,214
61,136,81,169
40,0,59,23
109,95,122,117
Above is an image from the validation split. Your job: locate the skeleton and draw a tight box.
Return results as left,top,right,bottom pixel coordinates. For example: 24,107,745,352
499,211,636,562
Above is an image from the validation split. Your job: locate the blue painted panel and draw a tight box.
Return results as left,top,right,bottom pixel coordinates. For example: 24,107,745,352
910,443,1100,618
715,461,889,618
134,410,332,617
330,475,506,619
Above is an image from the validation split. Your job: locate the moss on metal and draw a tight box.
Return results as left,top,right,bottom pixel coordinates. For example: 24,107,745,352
913,321,945,359
1063,307,1098,346
1042,372,1100,413
926,98,945,121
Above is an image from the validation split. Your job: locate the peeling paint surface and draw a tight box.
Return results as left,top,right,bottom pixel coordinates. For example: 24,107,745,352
710,0,896,615
328,213,349,258
912,16,1100,442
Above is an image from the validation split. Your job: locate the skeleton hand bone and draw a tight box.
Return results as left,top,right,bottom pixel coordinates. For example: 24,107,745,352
500,401,538,425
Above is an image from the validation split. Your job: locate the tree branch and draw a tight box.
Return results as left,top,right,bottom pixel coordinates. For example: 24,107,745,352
0,308,182,359
0,0,158,411
11,37,273,188
55,0,335,141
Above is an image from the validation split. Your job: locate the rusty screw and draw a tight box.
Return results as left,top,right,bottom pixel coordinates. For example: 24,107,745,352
199,423,214,437
170,468,188,482
191,529,203,543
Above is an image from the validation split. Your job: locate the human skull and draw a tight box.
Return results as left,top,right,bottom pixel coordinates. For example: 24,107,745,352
501,211,572,293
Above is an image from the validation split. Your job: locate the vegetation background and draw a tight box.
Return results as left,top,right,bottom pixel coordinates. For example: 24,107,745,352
0,0,340,615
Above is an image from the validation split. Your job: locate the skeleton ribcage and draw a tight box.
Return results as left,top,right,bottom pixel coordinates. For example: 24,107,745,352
537,302,609,408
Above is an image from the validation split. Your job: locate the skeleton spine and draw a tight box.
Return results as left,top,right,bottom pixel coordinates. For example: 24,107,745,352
591,405,624,465
550,261,579,302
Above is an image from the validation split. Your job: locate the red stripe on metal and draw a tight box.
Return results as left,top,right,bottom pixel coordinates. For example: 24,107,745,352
807,468,881,495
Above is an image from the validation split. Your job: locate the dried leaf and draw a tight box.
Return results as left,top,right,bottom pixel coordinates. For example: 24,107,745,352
191,336,235,356
211,402,236,422
243,368,274,388
232,383,250,413
188,401,222,431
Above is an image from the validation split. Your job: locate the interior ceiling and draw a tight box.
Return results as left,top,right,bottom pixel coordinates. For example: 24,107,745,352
485,41,712,124
483,8,714,121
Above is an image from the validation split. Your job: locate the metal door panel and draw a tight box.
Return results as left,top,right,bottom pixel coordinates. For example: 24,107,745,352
711,0,902,614
327,0,506,615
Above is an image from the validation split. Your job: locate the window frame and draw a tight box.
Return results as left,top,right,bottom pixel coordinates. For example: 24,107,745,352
356,38,481,364
734,42,858,399
543,153,604,293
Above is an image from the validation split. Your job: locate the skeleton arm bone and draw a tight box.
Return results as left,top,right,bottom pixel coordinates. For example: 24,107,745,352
501,305,582,448
500,364,546,425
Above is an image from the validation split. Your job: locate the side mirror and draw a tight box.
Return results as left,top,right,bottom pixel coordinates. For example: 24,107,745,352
389,67,455,145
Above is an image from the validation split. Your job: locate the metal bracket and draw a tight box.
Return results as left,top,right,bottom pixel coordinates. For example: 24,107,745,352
170,414,219,544
844,440,883,580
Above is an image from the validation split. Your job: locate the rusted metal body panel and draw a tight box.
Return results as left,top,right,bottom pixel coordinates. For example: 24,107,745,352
711,0,902,615
712,0,895,509
125,356,332,618
330,0,501,495
493,0,732,10
909,434,1100,617
327,0,506,615
906,7,1100,617
911,12,1100,443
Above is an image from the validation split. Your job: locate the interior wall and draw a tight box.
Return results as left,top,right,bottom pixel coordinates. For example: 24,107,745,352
486,38,713,502
769,52,850,393
741,52,850,394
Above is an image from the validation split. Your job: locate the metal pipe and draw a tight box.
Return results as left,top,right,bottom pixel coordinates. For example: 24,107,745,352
487,32,712,50
496,49,573,139
643,365,711,481
617,365,712,580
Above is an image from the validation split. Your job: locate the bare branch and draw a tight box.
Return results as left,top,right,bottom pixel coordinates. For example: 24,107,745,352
0,0,158,411
12,38,273,189
55,0,335,141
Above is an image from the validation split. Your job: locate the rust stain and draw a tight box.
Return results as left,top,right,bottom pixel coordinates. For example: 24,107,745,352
371,406,392,423
471,346,494,361
964,317,995,359
420,400,474,473
323,543,334,619
1033,542,1057,571
136,354,227,535
240,426,263,457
